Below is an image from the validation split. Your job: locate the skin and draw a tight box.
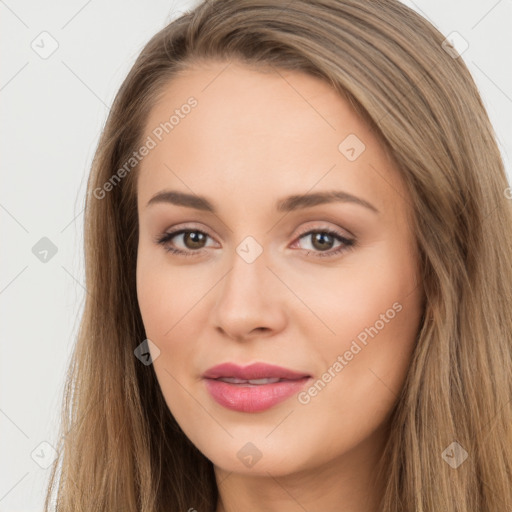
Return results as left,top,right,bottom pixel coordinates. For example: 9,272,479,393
135,60,424,512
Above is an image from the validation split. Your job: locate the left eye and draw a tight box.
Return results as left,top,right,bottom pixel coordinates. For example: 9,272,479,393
292,229,355,257
155,227,356,259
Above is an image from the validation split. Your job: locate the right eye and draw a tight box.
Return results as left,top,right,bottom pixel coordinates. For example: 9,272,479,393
155,228,216,257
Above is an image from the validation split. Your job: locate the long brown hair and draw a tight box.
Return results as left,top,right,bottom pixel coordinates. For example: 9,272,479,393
44,0,512,510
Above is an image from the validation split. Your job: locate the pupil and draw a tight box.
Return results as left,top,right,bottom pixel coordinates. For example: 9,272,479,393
312,232,333,251
186,231,205,249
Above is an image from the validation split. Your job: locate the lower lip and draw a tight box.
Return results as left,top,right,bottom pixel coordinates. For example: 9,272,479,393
203,377,311,413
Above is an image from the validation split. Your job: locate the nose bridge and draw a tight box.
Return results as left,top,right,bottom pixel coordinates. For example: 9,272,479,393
222,234,271,305
212,233,286,338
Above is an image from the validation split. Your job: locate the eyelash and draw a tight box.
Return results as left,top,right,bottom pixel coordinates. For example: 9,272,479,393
154,225,356,259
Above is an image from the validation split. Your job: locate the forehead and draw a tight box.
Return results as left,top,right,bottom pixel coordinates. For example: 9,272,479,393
136,61,406,218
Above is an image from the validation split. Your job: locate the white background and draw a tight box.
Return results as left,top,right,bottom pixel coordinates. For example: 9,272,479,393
1,1,511,510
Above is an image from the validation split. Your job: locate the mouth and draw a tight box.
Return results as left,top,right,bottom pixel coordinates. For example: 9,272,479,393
208,376,308,386
202,362,311,381
201,363,312,412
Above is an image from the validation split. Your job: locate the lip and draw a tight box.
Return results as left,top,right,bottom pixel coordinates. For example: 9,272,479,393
202,362,312,413
202,362,310,380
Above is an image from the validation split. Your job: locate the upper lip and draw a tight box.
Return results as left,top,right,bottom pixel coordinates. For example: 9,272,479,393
202,362,311,381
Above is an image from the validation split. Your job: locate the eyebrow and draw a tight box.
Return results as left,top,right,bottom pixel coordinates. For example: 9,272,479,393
146,189,379,214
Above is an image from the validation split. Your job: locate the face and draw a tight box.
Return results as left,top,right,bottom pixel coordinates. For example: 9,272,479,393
135,60,423,478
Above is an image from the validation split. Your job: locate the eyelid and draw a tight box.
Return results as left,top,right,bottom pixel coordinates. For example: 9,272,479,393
157,221,352,244
154,224,218,249
155,220,356,258
160,222,217,241
292,221,353,240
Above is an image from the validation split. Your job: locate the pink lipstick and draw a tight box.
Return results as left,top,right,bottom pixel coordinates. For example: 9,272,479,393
202,362,311,413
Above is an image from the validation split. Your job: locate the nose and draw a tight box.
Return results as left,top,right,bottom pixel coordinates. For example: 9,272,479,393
211,245,287,342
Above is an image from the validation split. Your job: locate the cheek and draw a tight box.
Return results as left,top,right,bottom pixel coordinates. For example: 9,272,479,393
299,242,421,398
136,266,170,339
136,248,204,337
136,254,203,417
286,270,420,465
300,245,418,347
136,249,215,379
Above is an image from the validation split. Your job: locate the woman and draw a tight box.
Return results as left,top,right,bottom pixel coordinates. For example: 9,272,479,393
44,0,512,510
